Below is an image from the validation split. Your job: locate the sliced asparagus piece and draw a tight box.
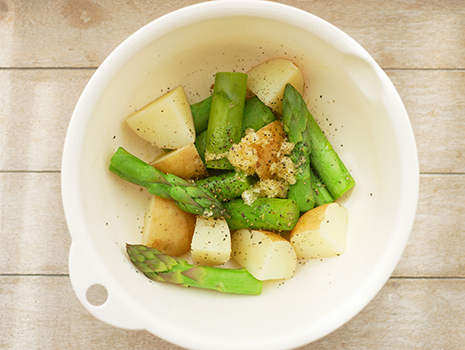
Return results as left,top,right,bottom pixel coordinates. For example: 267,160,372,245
191,95,212,135
310,168,335,206
192,95,275,138
223,198,299,231
241,96,276,134
282,84,316,212
205,72,248,169
194,129,207,163
283,84,355,199
127,244,262,295
196,171,257,202
109,147,227,218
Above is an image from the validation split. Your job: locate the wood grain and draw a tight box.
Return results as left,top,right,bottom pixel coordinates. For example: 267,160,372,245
300,0,465,69
387,70,465,174
1,0,464,69
0,173,69,275
0,0,204,68
394,175,465,277
0,69,94,171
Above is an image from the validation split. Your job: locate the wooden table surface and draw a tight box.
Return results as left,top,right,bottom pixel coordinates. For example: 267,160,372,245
1,0,464,349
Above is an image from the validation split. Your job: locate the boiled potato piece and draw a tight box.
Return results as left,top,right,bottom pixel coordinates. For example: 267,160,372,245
150,143,207,180
290,203,348,260
126,86,195,149
247,58,305,114
191,216,231,266
142,195,196,256
231,229,297,280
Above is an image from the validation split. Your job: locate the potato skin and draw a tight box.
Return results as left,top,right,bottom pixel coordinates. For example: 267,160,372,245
142,195,196,256
290,203,348,260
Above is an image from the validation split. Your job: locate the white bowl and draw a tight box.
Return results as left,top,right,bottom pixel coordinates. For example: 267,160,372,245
61,1,419,349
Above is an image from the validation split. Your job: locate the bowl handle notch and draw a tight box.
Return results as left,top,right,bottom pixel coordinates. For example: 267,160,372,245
68,242,146,330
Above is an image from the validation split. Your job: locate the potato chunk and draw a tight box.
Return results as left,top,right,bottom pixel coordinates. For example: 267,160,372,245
191,216,231,266
150,143,207,180
231,229,297,280
126,86,195,149
290,203,348,260
247,58,305,114
142,195,196,256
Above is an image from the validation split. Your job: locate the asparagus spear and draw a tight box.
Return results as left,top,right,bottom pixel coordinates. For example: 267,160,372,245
191,95,212,135
127,244,262,295
109,147,227,218
241,96,276,134
282,84,316,212
205,72,248,169
196,171,257,202
283,84,355,199
310,168,335,206
194,129,207,163
223,198,300,231
192,95,275,138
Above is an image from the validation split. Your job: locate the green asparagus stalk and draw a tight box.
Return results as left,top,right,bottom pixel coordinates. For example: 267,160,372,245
109,147,227,218
310,168,335,206
205,72,248,169
191,95,212,135
127,244,262,295
223,198,299,231
192,95,275,139
283,84,355,199
241,96,276,134
194,129,207,163
196,171,257,202
282,84,316,212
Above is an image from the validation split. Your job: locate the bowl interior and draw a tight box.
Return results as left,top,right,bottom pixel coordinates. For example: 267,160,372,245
64,3,418,350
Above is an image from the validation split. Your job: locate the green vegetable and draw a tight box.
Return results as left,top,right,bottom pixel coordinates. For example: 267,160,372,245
241,96,276,133
282,84,316,212
191,95,212,135
283,84,355,199
127,244,262,295
205,72,248,169
196,171,257,202
223,198,300,231
109,147,227,218
194,129,207,163
192,95,275,138
310,168,335,206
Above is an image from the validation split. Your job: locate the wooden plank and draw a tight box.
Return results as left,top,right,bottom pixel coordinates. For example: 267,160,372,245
394,174,465,278
310,278,465,349
0,173,70,275
0,69,94,171
2,69,464,174
0,1,464,69
0,276,464,349
299,0,465,69
387,70,465,174
0,0,205,68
